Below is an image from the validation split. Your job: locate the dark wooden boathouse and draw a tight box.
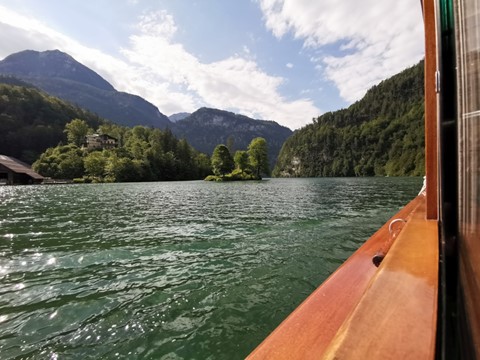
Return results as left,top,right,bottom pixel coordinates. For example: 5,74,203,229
0,155,43,185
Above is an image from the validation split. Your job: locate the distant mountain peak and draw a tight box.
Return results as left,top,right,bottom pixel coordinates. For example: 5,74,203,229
1,49,115,92
0,49,172,128
168,112,191,123
173,107,292,167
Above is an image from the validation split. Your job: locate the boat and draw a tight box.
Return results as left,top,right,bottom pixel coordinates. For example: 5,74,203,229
247,0,479,358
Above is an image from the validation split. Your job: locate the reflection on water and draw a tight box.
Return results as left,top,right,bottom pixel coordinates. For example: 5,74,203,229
0,178,421,359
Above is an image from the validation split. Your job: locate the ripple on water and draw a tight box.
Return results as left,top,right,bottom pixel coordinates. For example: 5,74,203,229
0,178,421,359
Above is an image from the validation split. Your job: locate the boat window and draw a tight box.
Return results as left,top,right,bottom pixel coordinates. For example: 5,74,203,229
455,0,480,239
454,0,480,352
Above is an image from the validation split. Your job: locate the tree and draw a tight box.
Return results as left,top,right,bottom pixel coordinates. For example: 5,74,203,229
64,119,92,147
98,123,126,146
177,139,194,179
33,144,84,179
195,153,212,178
59,150,84,179
84,151,107,178
114,157,140,182
234,150,249,173
34,118,212,182
211,144,234,177
272,61,425,177
0,82,105,164
248,137,269,178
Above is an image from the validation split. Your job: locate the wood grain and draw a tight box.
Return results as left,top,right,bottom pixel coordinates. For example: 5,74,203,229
247,196,426,359
423,0,438,220
322,199,438,359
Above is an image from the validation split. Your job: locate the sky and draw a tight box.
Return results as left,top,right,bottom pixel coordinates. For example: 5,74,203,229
0,0,425,129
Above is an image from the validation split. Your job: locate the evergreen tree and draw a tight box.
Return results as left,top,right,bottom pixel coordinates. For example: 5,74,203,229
0,82,104,163
273,61,425,177
211,144,234,177
234,150,249,173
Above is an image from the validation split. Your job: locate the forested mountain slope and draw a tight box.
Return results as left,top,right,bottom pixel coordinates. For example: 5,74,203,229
0,50,171,129
0,78,211,181
0,78,105,163
274,61,425,177
174,107,292,168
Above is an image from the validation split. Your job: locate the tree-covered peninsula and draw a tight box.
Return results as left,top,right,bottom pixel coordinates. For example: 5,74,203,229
33,120,212,182
273,61,425,177
0,80,211,182
205,137,269,181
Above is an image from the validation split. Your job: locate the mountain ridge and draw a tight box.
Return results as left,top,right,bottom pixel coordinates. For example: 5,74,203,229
0,49,171,129
174,107,293,168
0,50,115,91
0,80,106,163
169,112,191,122
274,61,425,177
0,50,292,165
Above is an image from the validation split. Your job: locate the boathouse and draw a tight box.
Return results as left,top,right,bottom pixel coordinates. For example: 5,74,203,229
0,155,44,185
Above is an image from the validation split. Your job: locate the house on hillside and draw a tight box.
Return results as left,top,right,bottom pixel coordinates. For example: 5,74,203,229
84,134,118,151
0,155,43,185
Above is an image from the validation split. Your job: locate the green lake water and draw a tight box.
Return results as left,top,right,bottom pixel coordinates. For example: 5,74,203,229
0,177,421,359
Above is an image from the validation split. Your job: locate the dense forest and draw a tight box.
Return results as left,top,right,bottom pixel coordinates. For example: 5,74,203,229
273,61,425,177
2,59,426,181
0,77,105,163
33,121,212,182
0,79,211,181
173,107,292,169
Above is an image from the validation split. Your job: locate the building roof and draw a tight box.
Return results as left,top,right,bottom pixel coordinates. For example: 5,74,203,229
0,155,44,180
86,133,117,141
99,134,117,140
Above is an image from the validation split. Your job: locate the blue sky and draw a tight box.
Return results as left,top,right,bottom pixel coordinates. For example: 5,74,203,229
0,0,424,129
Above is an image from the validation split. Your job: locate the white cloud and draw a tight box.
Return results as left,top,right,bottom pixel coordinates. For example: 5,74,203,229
286,63,293,69
0,5,131,87
136,10,177,40
0,5,318,129
121,14,318,128
258,0,424,102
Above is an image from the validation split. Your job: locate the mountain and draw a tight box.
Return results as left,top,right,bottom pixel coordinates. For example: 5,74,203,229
169,112,191,122
0,75,39,88
0,79,105,163
173,107,293,169
0,50,291,164
0,50,171,129
274,61,425,177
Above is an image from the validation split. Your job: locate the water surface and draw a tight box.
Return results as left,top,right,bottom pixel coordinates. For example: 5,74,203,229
0,177,421,359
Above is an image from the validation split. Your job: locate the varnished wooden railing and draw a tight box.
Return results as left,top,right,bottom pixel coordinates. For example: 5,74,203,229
423,0,438,220
247,196,438,359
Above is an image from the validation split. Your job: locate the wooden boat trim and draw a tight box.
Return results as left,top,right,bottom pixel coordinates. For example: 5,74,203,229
322,198,438,359
247,195,430,359
423,0,438,220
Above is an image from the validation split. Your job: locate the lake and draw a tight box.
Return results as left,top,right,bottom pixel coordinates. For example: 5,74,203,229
0,177,421,359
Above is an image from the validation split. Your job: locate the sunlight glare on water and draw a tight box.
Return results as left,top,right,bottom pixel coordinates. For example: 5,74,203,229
0,178,421,359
